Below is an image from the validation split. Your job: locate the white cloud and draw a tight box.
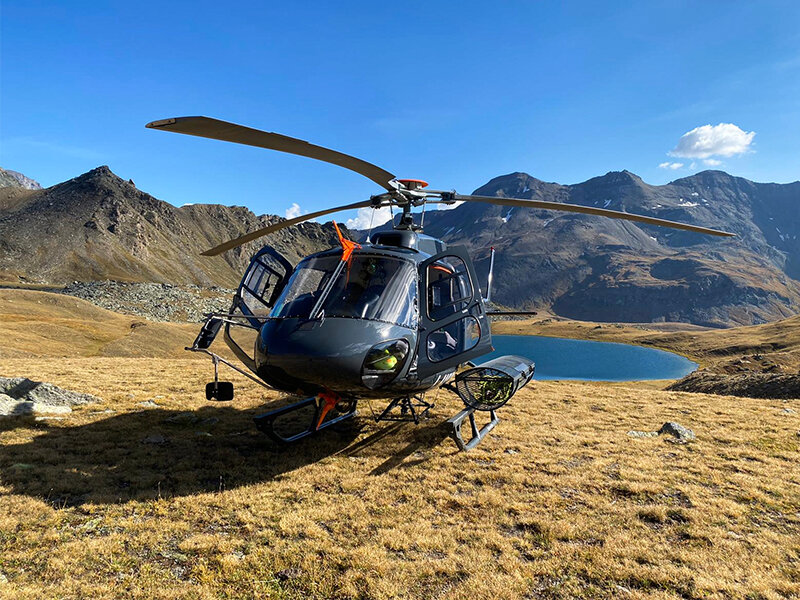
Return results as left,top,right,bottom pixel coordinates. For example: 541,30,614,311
670,123,755,159
346,206,394,230
285,203,304,219
658,161,684,170
703,158,722,166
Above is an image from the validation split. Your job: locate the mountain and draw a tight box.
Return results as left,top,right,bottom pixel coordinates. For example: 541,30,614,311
0,167,41,190
0,166,344,287
3,165,800,327
415,170,800,327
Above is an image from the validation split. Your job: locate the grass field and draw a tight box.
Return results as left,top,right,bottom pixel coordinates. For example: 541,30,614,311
0,290,798,598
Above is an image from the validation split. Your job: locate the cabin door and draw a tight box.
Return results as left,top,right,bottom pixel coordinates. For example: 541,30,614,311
232,246,293,326
415,246,493,380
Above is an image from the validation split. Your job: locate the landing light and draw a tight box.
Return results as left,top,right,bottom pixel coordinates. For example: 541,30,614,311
362,339,409,389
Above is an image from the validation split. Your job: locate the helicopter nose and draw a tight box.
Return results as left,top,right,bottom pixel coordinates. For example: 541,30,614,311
254,318,414,393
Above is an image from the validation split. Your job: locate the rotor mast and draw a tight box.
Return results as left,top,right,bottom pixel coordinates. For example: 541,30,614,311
375,178,430,232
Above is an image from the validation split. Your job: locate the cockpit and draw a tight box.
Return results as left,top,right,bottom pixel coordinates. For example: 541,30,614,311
269,253,418,328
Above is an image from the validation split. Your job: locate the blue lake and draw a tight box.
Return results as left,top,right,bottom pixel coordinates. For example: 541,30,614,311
486,335,697,381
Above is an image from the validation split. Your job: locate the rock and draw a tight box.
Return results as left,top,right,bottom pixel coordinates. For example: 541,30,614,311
138,400,160,408
165,412,200,425
276,568,302,582
0,377,100,409
627,430,659,438
0,394,32,416
142,433,167,445
0,570,7,584
659,422,695,443
782,408,796,414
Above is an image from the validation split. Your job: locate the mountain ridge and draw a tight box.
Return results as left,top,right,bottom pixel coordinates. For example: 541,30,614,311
0,167,41,190
416,168,800,326
0,166,345,287
2,165,800,327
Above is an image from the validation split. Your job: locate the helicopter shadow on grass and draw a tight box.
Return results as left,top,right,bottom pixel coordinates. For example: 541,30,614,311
340,416,453,476
0,403,370,507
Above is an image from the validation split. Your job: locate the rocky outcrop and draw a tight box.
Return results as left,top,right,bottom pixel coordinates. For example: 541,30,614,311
0,377,100,417
60,280,235,322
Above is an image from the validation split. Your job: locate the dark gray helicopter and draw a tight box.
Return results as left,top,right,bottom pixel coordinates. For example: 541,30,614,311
147,117,733,449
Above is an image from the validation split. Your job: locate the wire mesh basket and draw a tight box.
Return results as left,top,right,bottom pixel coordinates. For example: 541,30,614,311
454,355,535,411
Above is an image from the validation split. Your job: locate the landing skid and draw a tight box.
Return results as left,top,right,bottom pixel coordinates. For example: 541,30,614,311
446,407,499,451
254,395,358,444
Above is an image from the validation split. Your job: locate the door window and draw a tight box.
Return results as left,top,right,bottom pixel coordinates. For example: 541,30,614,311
240,257,285,317
426,316,481,362
427,256,472,321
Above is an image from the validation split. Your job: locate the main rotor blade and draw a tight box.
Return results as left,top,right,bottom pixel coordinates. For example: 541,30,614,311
146,116,397,191
200,199,376,256
453,194,735,237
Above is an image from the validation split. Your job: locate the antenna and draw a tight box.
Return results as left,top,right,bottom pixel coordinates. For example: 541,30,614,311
485,246,495,303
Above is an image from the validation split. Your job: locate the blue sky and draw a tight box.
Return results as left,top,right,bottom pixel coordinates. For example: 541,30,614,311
2,1,799,226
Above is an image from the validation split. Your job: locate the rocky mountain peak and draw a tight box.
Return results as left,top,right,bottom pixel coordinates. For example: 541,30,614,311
473,172,556,198
579,170,646,189
0,167,42,190
64,165,131,191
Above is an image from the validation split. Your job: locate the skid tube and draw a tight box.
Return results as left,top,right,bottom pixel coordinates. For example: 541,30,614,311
446,407,499,451
254,394,358,444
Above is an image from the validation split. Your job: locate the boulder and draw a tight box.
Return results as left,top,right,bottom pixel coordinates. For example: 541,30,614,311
659,422,696,443
0,377,99,417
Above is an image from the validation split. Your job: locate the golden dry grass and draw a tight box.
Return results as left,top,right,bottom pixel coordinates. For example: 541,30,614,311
0,289,200,359
0,357,797,599
0,290,798,598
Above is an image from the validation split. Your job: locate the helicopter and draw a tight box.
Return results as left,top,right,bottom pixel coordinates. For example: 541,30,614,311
146,116,734,450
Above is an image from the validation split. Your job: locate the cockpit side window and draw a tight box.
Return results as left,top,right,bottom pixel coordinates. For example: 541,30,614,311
270,261,332,319
427,256,472,321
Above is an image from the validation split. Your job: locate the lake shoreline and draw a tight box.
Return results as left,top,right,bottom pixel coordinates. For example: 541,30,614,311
489,334,698,382
489,314,800,376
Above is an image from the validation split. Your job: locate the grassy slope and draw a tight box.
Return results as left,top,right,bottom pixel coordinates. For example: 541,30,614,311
0,289,200,359
0,291,797,598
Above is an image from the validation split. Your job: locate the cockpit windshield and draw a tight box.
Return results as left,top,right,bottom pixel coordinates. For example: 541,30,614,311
269,254,418,328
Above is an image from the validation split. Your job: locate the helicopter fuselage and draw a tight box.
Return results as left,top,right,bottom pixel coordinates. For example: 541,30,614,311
224,230,495,400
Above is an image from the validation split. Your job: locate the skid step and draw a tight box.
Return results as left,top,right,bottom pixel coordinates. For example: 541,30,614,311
446,407,499,451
